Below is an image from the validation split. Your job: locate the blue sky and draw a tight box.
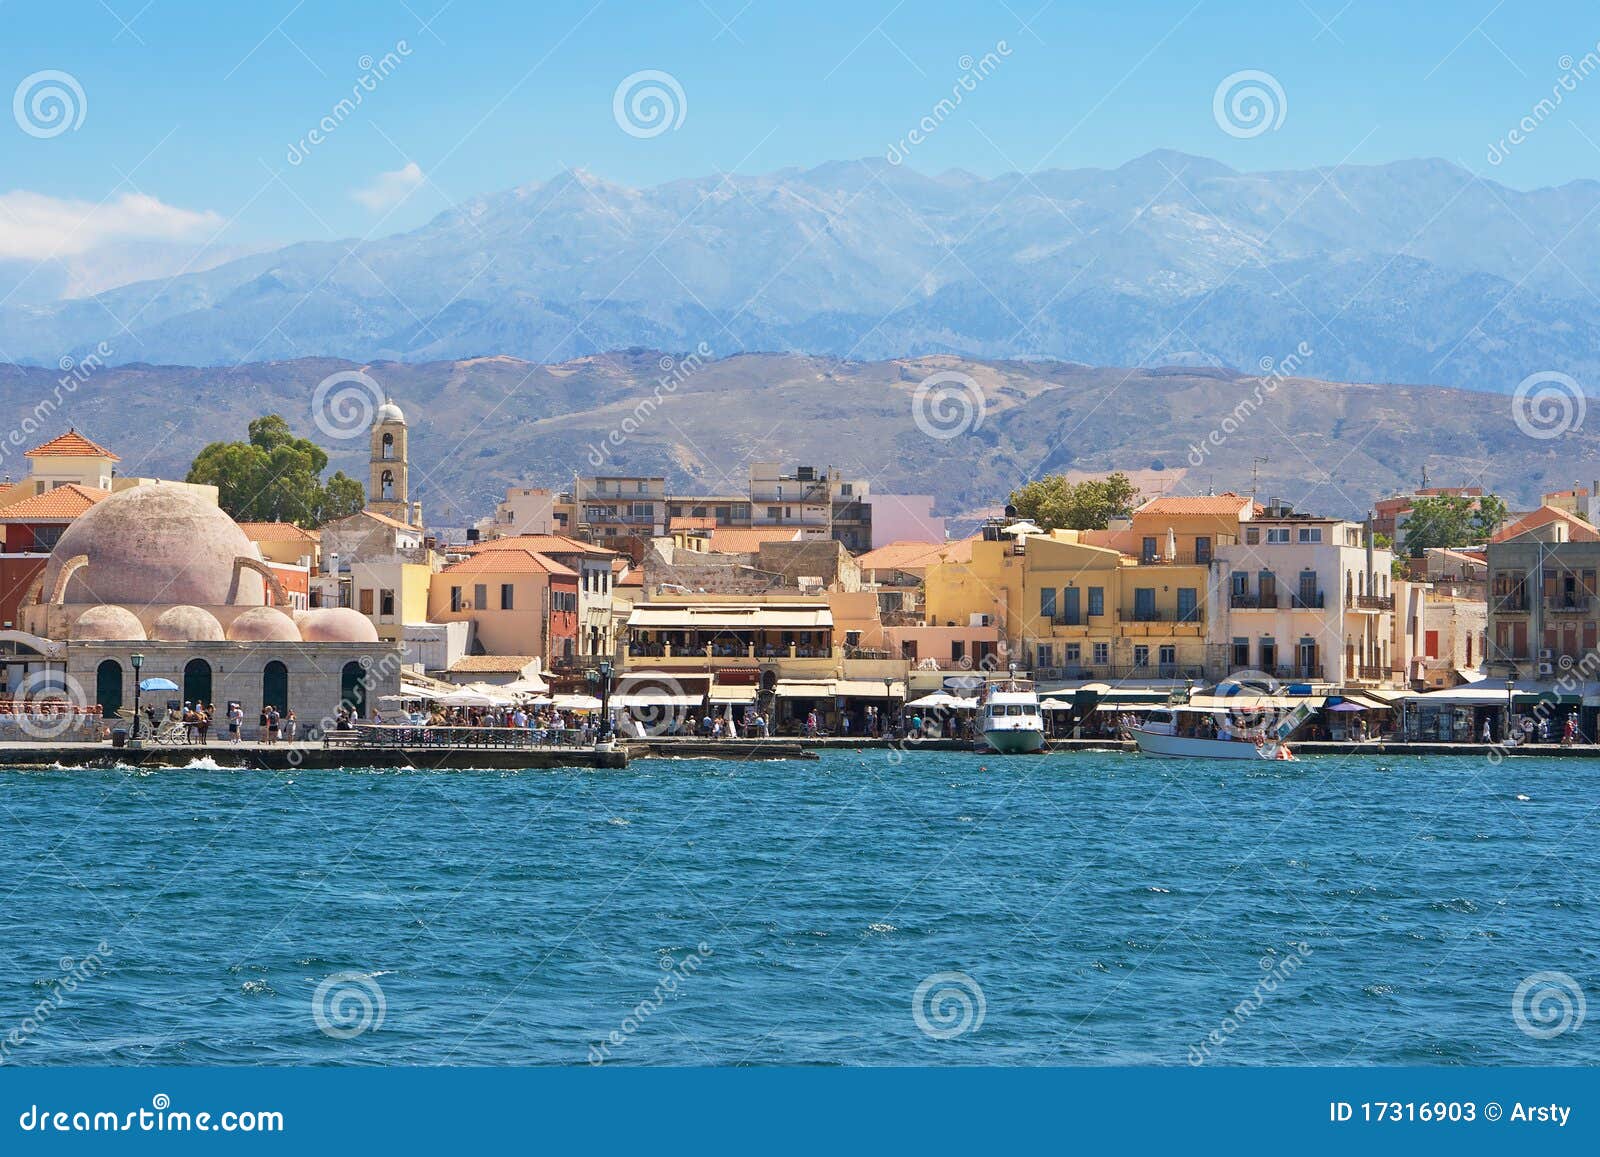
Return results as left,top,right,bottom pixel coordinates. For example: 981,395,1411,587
5,0,1600,254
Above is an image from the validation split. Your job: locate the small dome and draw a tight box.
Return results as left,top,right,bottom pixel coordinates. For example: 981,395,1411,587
295,607,379,643
71,604,147,641
150,605,225,642
38,483,264,608
375,399,406,424
228,607,302,642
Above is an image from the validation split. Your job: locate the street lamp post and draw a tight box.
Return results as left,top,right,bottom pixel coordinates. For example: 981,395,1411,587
1505,667,1519,744
587,660,614,741
130,652,144,744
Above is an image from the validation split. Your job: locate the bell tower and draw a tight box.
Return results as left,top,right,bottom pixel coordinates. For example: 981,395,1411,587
368,399,420,526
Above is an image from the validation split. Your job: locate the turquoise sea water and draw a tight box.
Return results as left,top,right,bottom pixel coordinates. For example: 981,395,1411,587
0,750,1595,1066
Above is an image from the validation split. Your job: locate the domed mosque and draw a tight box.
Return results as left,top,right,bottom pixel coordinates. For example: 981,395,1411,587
17,476,400,730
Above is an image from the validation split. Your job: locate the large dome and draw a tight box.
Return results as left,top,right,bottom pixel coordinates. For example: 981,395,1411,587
38,484,265,608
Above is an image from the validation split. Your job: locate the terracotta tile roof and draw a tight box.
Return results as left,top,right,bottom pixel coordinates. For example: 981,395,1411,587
26,430,119,461
616,569,643,587
707,527,804,553
1136,493,1254,517
0,483,110,522
440,547,578,578
1491,505,1600,544
856,540,951,572
238,521,320,543
469,533,617,556
670,516,718,531
446,655,537,673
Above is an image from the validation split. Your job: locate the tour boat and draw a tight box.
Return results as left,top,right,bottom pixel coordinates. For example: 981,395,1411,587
980,675,1047,754
1131,706,1301,761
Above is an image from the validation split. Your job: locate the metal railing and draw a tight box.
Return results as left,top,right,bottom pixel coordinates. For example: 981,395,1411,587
1229,594,1278,609
1545,595,1594,614
1356,665,1389,681
1290,592,1326,609
1355,594,1393,610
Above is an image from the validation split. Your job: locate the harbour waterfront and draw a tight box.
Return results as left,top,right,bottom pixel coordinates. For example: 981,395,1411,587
1,750,1595,1066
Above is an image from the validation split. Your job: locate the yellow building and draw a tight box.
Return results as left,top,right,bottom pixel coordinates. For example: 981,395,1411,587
923,523,1210,682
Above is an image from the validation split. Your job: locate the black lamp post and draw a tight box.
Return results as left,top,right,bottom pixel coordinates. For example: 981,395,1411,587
1505,667,1519,743
587,660,614,740
130,652,144,742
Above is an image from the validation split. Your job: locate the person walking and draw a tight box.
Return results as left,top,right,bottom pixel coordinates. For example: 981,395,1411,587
228,703,243,744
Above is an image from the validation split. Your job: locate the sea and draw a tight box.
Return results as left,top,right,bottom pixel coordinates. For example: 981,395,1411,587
0,750,1594,1066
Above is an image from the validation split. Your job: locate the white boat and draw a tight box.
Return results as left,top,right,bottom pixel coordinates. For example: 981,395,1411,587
1131,706,1300,761
980,675,1046,754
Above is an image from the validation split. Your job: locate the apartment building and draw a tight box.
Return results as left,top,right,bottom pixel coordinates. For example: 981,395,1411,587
1207,502,1398,685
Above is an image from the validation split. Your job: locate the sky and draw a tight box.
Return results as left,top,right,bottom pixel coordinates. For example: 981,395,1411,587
5,0,1600,266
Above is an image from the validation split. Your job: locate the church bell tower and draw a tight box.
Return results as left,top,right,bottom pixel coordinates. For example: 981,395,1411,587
368,399,421,526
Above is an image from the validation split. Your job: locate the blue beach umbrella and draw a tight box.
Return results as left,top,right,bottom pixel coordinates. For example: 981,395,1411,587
138,677,180,692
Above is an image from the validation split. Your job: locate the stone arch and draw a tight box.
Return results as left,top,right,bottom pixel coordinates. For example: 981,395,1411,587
230,556,288,606
46,555,90,604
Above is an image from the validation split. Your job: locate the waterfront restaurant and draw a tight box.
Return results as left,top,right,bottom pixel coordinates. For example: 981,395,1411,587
625,602,834,659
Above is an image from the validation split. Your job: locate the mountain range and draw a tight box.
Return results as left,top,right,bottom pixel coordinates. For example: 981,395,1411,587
6,351,1595,528
5,152,1600,395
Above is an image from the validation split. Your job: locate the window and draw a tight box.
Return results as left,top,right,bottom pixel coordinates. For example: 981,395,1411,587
1133,645,1150,668
1158,644,1176,668
1092,642,1109,664
501,583,515,610
1266,528,1290,544
1061,587,1081,626
380,589,395,616
358,588,374,615
1035,644,1052,667
1232,636,1250,668
840,483,853,496
1231,572,1248,597
1177,588,1198,622
1087,587,1104,617
901,640,919,660
1245,527,1260,545
1142,536,1159,561
952,641,966,664
1195,537,1211,564
692,506,707,518
1259,637,1276,671
631,502,653,518
1040,588,1057,619
1298,527,1322,543
768,506,782,520
1134,588,1157,621
1065,643,1081,663
474,584,487,610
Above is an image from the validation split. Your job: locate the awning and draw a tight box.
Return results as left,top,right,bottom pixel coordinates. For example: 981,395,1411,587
1339,693,1390,711
836,679,905,699
708,685,758,704
1191,693,1326,710
611,691,703,708
774,679,835,698
552,693,602,711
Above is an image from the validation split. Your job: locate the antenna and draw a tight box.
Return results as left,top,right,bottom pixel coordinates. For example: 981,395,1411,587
1251,456,1269,501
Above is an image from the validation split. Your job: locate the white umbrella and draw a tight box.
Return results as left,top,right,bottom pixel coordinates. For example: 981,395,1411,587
553,693,602,711
906,691,960,708
1002,520,1043,536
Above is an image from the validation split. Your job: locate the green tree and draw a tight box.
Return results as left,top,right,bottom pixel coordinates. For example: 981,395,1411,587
1008,472,1141,530
187,415,367,528
1401,494,1507,556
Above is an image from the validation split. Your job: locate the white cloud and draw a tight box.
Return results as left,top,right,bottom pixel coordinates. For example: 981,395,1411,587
351,162,424,211
0,190,223,261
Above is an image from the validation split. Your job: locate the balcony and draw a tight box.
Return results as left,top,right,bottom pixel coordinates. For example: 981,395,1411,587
1230,594,1279,610
1137,551,1212,567
1545,595,1594,614
1290,592,1325,609
1354,594,1393,611
1356,665,1389,681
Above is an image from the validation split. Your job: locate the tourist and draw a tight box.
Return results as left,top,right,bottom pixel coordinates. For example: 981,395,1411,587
228,703,243,744
1563,717,1577,746
197,705,210,745
1481,719,1493,744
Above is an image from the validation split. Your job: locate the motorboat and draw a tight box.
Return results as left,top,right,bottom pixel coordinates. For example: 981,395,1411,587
1131,705,1302,761
980,673,1046,754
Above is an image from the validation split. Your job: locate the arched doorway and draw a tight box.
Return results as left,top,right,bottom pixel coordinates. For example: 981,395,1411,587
95,660,123,721
262,660,288,713
183,658,212,707
340,661,368,719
